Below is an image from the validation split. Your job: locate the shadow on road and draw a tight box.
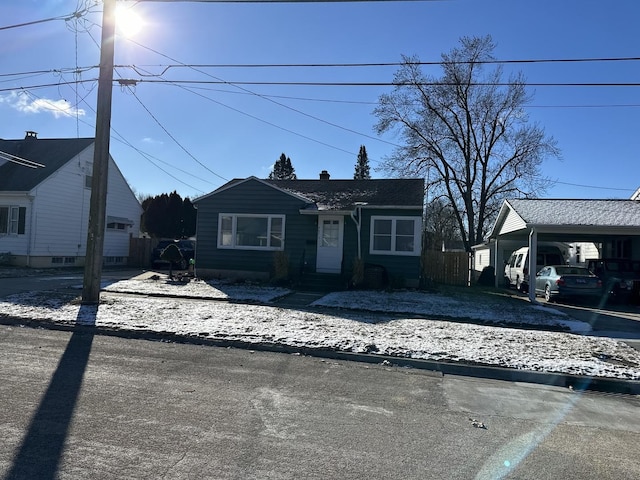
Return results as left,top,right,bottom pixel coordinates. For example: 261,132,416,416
3,305,97,480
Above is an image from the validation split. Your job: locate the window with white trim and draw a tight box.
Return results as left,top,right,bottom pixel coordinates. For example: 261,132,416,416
0,206,26,235
370,216,421,256
218,214,285,250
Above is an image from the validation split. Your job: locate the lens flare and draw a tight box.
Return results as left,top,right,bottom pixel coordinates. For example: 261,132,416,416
115,5,144,38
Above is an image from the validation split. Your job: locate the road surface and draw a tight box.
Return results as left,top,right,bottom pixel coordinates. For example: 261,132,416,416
1,325,639,480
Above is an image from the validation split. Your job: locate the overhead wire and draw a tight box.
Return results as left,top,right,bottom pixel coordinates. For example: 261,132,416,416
3,5,636,194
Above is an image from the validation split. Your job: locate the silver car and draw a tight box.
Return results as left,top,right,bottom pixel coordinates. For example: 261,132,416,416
534,265,603,302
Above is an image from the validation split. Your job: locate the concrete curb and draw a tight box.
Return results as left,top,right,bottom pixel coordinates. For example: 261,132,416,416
1,315,638,396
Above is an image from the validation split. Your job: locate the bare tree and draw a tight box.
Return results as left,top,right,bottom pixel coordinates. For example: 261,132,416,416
374,35,559,251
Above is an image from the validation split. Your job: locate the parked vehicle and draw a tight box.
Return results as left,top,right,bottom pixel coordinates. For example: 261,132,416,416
504,245,565,292
151,239,196,270
586,258,640,303
534,265,602,302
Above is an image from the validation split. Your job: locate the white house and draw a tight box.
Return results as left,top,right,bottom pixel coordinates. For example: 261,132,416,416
0,132,142,267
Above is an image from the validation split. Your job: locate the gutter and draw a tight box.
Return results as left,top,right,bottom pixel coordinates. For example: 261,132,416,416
350,203,366,259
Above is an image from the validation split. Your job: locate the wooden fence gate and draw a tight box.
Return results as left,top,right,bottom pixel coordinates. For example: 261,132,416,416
421,250,471,287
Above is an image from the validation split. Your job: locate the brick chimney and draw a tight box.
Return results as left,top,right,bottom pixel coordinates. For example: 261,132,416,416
25,131,38,140
319,170,330,180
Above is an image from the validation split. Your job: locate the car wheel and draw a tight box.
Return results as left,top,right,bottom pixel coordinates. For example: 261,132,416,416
544,285,552,302
504,276,511,289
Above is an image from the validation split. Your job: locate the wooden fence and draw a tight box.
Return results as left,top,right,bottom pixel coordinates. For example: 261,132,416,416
421,250,471,287
129,237,154,268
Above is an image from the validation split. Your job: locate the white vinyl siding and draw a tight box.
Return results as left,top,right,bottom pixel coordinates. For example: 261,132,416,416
370,216,421,256
25,146,141,258
218,213,285,250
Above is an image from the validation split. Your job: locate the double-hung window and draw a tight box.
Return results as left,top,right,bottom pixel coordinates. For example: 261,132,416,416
370,216,421,256
218,214,285,250
0,206,26,235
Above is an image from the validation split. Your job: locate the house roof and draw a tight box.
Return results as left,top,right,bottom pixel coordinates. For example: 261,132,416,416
489,198,640,241
507,198,640,227
195,176,425,211
0,136,94,191
265,178,425,211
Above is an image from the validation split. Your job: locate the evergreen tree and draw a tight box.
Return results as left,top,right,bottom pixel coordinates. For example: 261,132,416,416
353,145,371,179
268,153,297,180
141,191,197,238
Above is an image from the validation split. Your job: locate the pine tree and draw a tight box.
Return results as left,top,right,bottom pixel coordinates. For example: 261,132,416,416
141,191,197,238
353,145,371,179
269,153,297,180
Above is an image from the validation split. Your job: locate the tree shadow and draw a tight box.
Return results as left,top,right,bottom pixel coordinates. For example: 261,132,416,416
4,304,97,480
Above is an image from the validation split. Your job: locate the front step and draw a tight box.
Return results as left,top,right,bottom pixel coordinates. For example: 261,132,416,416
297,272,346,292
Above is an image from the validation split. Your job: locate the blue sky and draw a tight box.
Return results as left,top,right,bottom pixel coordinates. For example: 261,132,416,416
1,0,638,200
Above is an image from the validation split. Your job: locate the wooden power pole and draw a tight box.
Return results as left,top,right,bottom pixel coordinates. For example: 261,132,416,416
82,0,116,304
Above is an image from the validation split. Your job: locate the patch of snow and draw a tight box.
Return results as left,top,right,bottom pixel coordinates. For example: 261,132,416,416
103,278,290,302
312,291,590,334
1,280,638,380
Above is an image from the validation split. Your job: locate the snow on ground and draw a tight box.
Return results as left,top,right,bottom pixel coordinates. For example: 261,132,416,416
103,277,291,303
1,277,640,380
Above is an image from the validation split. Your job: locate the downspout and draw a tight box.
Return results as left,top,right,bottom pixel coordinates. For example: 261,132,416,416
350,205,363,259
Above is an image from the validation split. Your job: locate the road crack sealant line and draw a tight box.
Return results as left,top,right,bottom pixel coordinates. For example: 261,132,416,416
1,314,639,396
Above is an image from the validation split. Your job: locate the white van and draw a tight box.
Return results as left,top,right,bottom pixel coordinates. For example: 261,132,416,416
504,246,565,292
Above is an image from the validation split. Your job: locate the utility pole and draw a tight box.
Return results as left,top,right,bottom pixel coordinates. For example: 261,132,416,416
82,0,116,304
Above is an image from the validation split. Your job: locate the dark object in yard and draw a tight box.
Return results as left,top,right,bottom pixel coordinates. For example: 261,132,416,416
477,266,495,286
160,244,184,279
151,239,195,270
364,264,388,289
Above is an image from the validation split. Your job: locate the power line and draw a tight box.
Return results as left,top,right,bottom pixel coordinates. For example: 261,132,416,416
125,79,640,87
119,37,372,157
119,56,640,71
0,2,97,32
125,86,229,182
551,180,636,192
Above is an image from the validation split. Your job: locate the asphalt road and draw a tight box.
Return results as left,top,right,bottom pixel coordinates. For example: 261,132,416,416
1,326,639,480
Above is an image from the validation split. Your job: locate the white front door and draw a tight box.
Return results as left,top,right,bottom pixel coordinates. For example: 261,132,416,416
316,216,344,274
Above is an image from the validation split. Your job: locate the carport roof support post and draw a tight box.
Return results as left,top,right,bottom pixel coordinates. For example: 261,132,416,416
528,228,538,303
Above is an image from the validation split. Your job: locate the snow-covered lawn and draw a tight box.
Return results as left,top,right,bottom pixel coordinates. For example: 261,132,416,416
1,276,640,380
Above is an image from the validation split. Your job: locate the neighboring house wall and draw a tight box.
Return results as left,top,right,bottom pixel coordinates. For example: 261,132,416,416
0,194,30,258
103,156,143,262
568,242,600,265
0,145,141,267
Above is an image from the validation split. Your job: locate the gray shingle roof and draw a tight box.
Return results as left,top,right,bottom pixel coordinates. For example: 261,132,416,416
266,178,425,211
508,198,640,227
0,137,94,191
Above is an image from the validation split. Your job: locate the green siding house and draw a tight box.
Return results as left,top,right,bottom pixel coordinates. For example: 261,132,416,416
193,171,425,288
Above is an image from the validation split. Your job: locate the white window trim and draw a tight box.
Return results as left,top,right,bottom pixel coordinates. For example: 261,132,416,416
0,205,23,236
369,215,422,256
218,213,285,251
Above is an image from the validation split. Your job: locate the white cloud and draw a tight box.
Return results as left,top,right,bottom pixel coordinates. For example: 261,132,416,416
142,137,163,145
0,92,85,119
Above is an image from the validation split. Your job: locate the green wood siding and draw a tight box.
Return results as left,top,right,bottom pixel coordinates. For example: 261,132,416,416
358,208,423,285
195,179,423,285
195,179,316,277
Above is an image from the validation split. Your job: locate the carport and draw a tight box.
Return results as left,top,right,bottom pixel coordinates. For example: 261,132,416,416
487,199,640,302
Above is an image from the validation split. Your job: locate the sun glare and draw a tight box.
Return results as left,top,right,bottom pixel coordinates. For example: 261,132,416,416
115,5,144,38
